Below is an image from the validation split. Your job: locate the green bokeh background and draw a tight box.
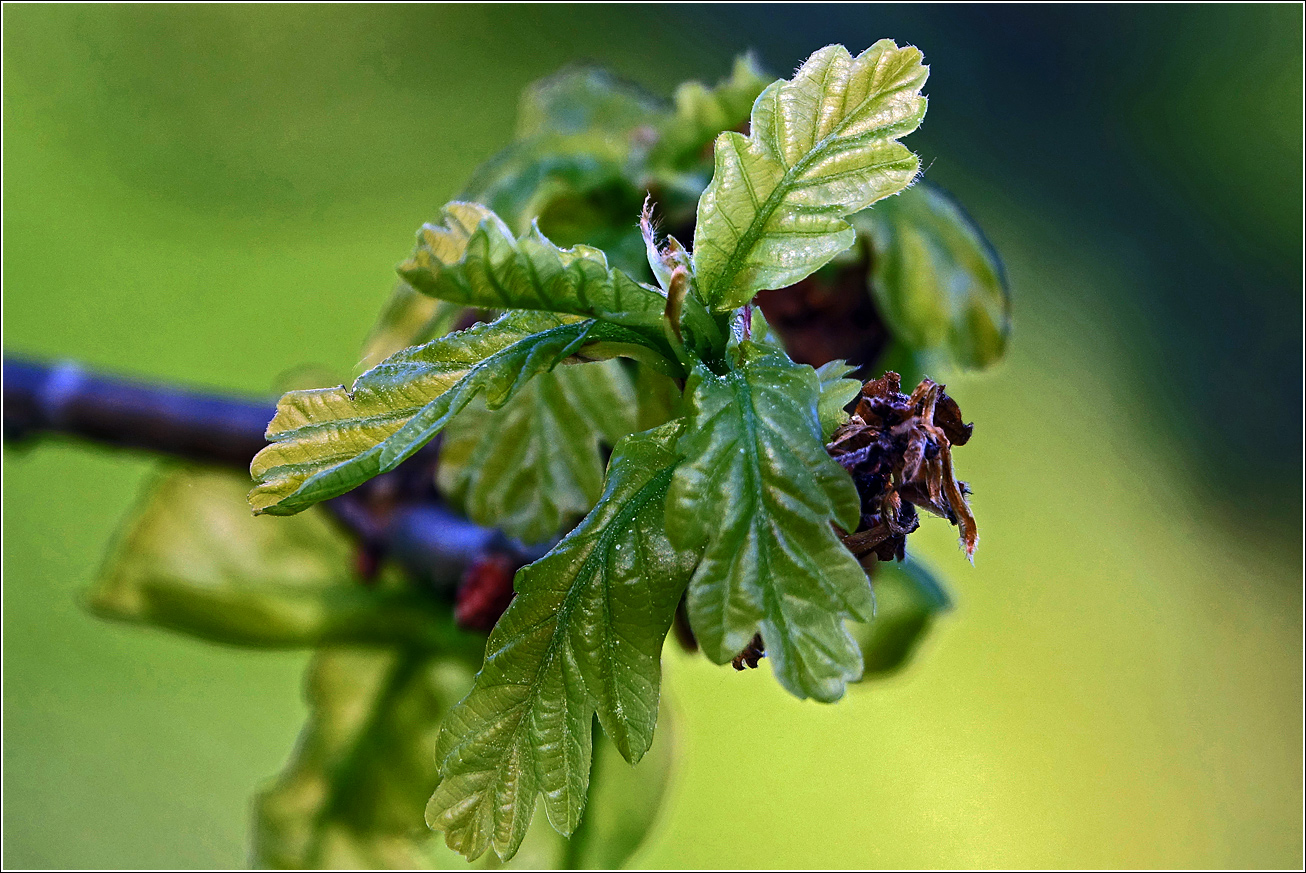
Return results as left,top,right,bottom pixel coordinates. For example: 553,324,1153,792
4,5,1301,868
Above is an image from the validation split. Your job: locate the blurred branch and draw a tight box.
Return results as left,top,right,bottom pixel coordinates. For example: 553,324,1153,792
2,355,541,608
3,357,273,467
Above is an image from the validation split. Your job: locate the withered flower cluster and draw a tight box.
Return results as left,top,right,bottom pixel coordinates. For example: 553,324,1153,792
828,372,978,565
729,372,978,671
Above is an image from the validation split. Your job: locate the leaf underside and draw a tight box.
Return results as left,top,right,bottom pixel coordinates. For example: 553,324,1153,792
665,342,873,702
249,310,646,516
426,422,695,861
693,40,929,311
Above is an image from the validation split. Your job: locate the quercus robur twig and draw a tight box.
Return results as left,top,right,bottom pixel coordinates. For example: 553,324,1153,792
6,37,1011,867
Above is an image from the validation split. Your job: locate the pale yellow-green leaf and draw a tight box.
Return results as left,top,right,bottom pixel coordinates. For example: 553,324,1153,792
249,311,651,516
693,41,928,311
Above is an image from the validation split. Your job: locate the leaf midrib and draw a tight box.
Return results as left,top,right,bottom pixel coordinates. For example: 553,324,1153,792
705,72,921,306
449,458,677,848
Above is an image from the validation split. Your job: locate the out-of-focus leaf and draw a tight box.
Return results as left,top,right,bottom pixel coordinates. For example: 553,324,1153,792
398,202,720,362
857,182,1011,369
90,468,458,650
632,361,682,433
649,54,770,179
848,556,953,677
532,184,650,279
359,282,464,372
515,66,665,141
256,654,672,870
565,711,677,870
438,360,637,544
815,359,862,440
254,649,569,871
427,422,695,861
463,68,664,278
692,41,928,311
254,649,475,869
465,142,646,275
665,342,872,702
250,310,653,516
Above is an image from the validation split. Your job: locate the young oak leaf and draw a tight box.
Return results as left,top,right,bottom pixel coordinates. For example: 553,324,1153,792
249,311,650,516
693,40,929,311
815,359,863,440
398,202,721,367
426,421,696,861
854,181,1012,370
438,359,638,544
665,341,874,702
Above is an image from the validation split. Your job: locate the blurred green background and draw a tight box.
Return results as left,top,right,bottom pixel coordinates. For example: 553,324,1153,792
4,4,1301,868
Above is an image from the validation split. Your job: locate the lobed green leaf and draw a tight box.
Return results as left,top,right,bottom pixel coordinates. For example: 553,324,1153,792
665,342,873,702
249,310,649,516
693,40,928,311
426,422,696,861
856,182,1011,369
399,202,721,364
438,360,637,544
815,359,863,440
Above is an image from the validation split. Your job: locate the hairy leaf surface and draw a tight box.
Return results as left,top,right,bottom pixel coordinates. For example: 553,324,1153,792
666,342,873,702
250,310,648,516
439,360,637,544
399,202,719,363
426,422,695,861
693,41,928,311
857,182,1011,369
